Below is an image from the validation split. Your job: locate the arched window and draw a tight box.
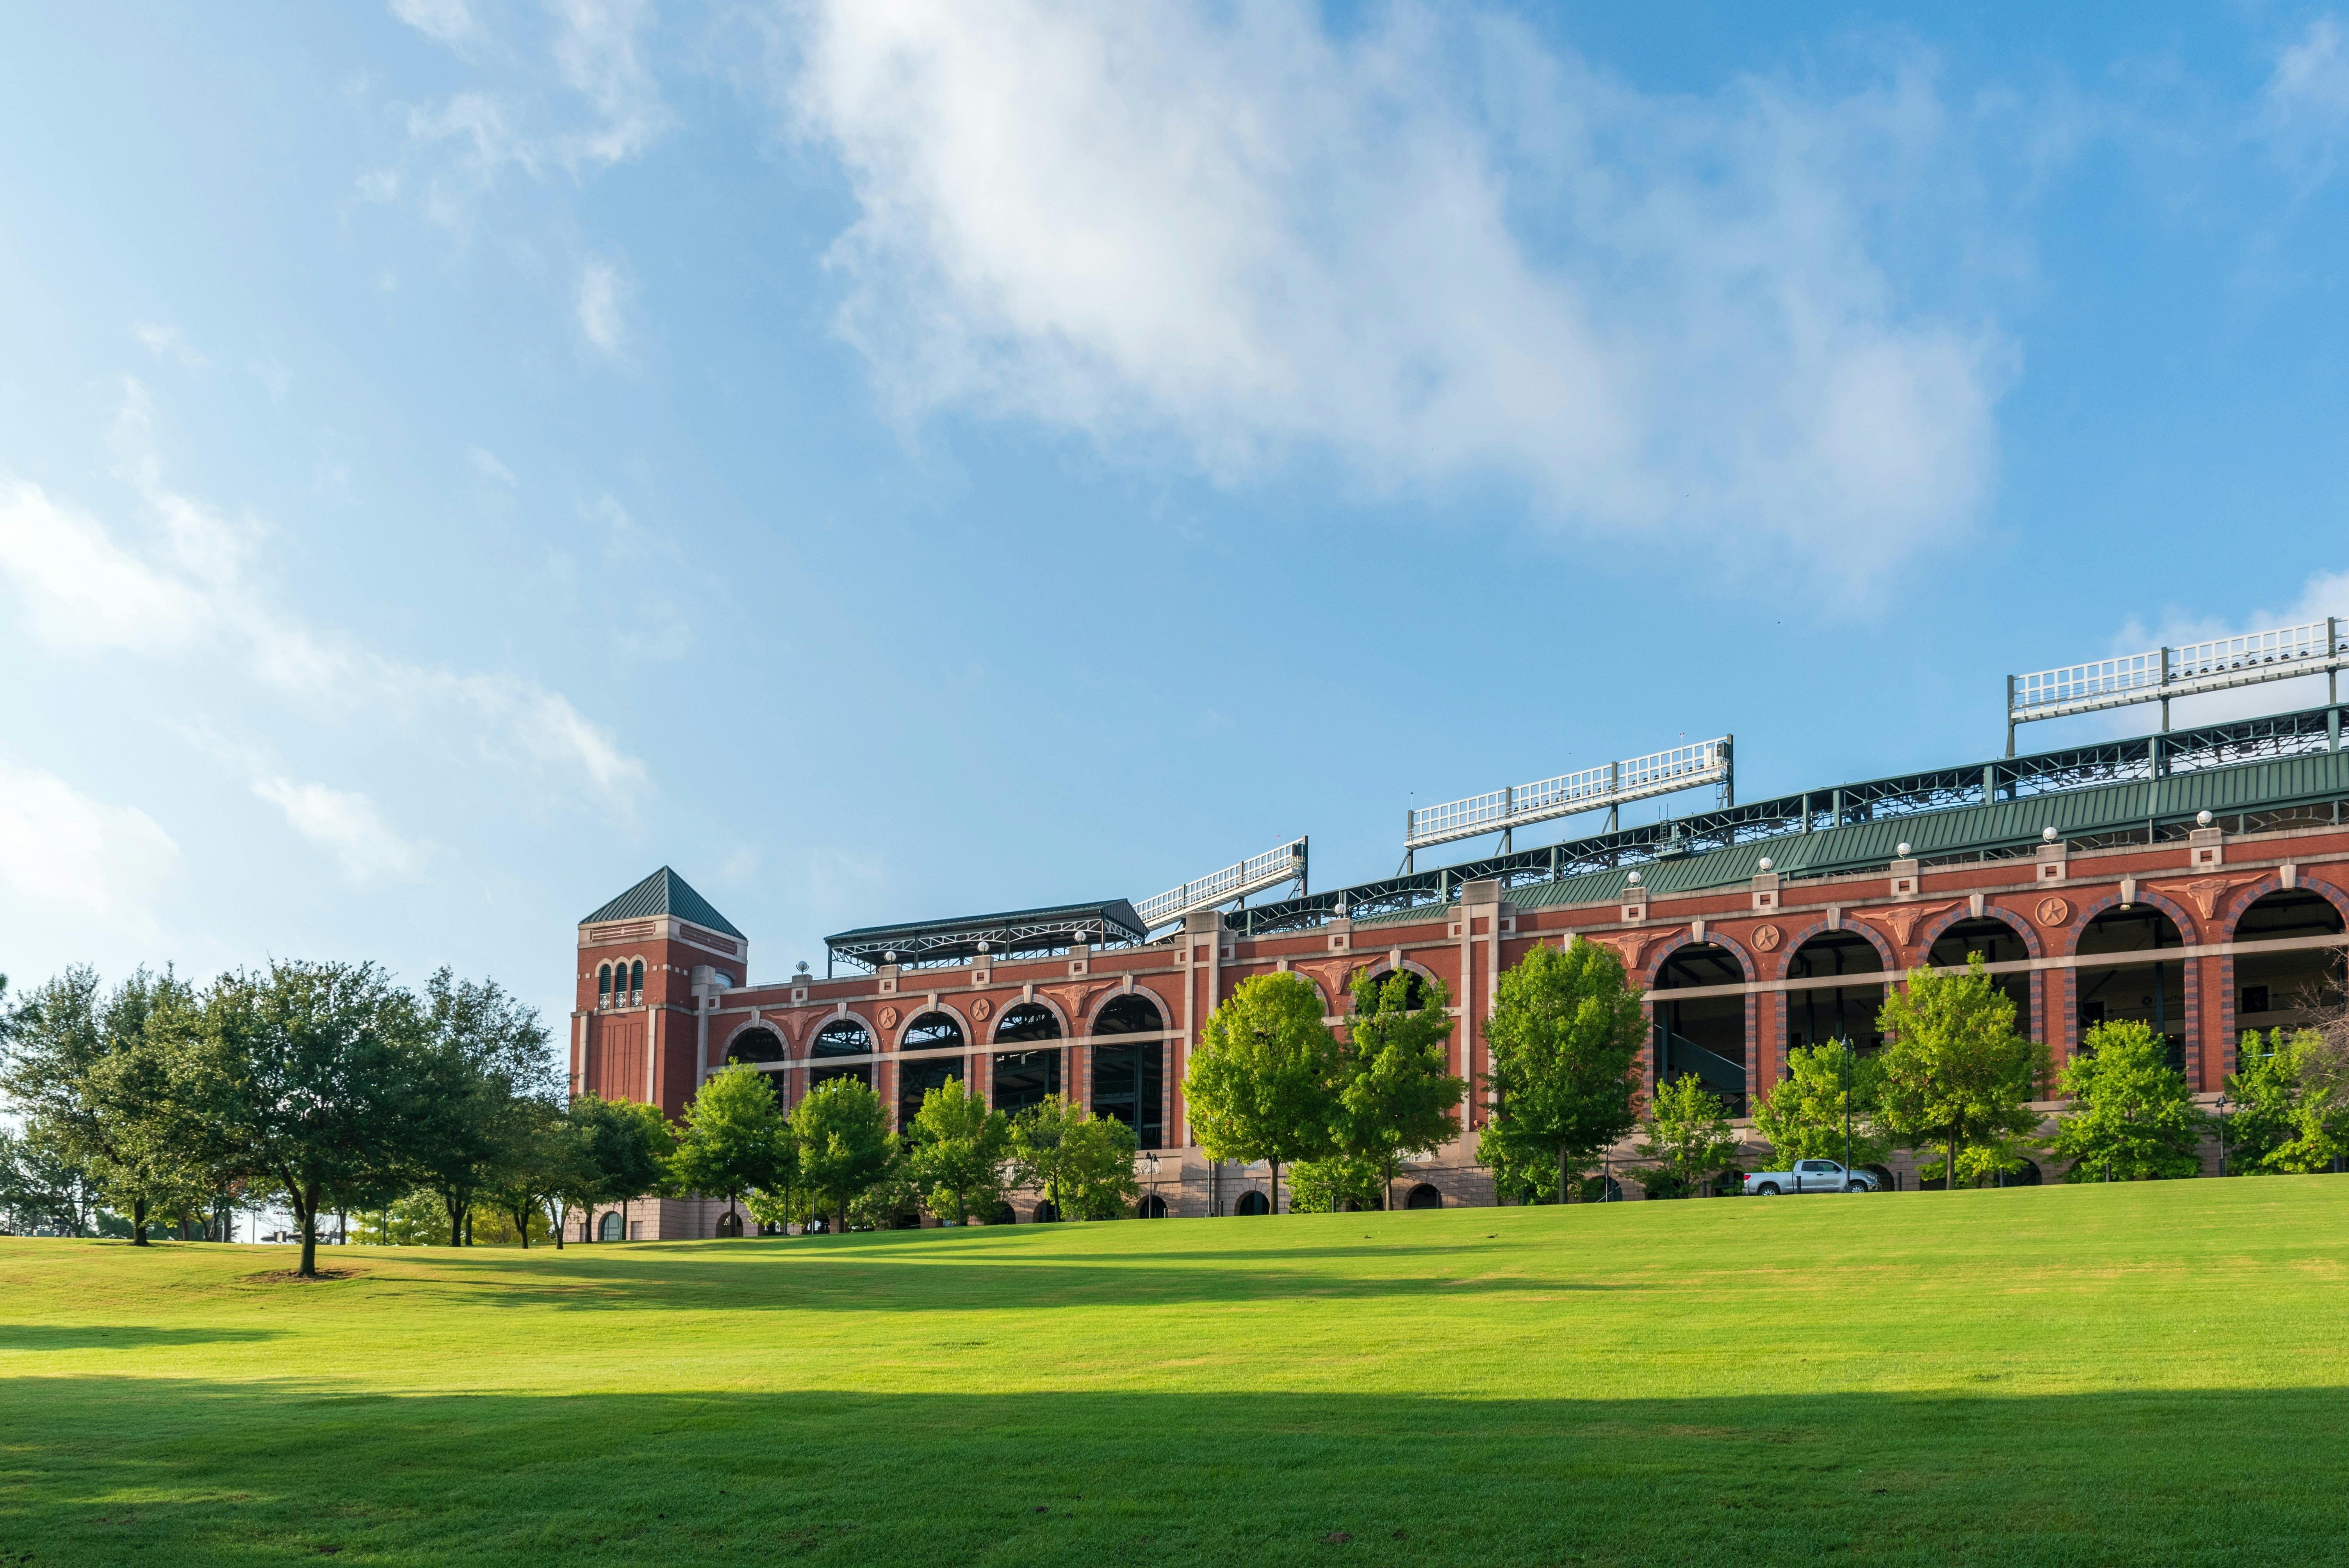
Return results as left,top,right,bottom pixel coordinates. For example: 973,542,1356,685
1405,1183,1444,1210
1137,1193,1168,1219
2077,905,2187,1071
811,1017,873,1089
726,1028,787,1105
1925,917,2030,1019
994,1002,1062,1042
628,959,645,999
1234,1190,1270,1215
1653,942,1748,1114
1363,970,1429,1010
597,964,613,1005
1090,995,1164,1149
2233,889,2346,1035
1032,1199,1061,1223
599,1211,623,1241
1786,931,1887,1055
898,1012,966,1129
716,1210,743,1238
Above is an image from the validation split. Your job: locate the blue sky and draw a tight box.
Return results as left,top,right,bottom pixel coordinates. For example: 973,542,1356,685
4,1,2349,1030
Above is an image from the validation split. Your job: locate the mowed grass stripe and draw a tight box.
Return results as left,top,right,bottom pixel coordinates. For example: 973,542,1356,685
3,1178,2346,1565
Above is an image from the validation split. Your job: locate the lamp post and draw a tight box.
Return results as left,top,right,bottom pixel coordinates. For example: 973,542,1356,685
1140,1150,1163,1217
1841,1040,1853,1187
2216,1092,2230,1178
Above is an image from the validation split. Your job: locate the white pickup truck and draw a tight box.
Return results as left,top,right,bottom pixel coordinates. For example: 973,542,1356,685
1744,1160,1880,1196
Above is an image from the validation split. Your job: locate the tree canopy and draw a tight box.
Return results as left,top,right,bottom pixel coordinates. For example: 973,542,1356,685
906,1077,1010,1224
1873,959,2045,1192
1336,968,1463,1210
1183,972,1339,1213
1478,939,1645,1204
791,1077,895,1235
668,1064,792,1231
1751,1038,1889,1169
2051,1021,2208,1181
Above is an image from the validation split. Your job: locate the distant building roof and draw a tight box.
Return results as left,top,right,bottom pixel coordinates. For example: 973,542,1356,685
826,898,1150,973
580,866,745,939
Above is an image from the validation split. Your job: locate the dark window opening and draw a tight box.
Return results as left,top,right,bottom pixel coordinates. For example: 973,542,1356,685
1093,994,1164,1035
1925,917,2030,1022
597,964,612,1004
1234,1190,1270,1215
725,1027,788,1105
902,1010,966,1050
1138,1194,1168,1218
991,1049,1060,1115
628,959,645,998
898,1053,965,1133
1405,1184,1444,1210
1784,931,1887,1058
810,1017,873,1090
2076,905,2186,1072
1092,1041,1163,1149
1653,943,1748,1115
994,1002,1063,1043
2233,889,2346,1031
1363,970,1429,1010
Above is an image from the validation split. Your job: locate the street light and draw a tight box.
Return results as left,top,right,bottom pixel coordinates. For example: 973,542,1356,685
2217,1091,2230,1177
1139,1150,1163,1217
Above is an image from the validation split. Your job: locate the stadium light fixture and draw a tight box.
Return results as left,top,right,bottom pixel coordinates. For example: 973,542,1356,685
2005,614,2348,754
1403,736,1733,859
1897,842,1912,858
2198,810,2214,827
1135,836,1310,931
2043,827,2059,843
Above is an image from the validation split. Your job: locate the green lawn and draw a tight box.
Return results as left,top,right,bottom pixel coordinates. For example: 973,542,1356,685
4,1180,2347,1566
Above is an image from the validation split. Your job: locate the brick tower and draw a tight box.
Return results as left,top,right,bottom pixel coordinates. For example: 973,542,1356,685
571,866,748,1120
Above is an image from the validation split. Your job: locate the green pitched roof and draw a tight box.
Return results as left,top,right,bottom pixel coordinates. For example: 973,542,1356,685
580,866,745,938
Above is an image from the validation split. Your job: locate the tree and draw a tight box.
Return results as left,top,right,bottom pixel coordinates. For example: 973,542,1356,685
481,1097,588,1249
1636,1073,1742,1197
408,971,558,1247
576,1095,677,1242
1336,969,1465,1210
168,961,433,1278
1287,1153,1387,1213
2226,1028,2349,1174
1184,972,1340,1213
1478,939,1646,1205
1058,1112,1139,1220
2046,1021,2208,1181
1751,1039,1890,1169
669,1064,791,1233
1007,1093,1078,1218
791,1077,895,1237
1873,959,2046,1194
907,1077,1010,1224
0,1125,82,1235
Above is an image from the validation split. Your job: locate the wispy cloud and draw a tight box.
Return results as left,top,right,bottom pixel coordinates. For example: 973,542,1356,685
784,2,2013,586
2261,15,2349,184
0,761,180,922
577,258,626,352
390,0,475,46
133,323,208,368
469,445,518,485
0,381,649,812
251,775,422,885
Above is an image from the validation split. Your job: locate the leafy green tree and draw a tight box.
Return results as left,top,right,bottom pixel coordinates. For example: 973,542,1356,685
791,1076,896,1237
353,1188,446,1246
589,1096,678,1242
1478,939,1646,1205
167,961,434,1278
2225,1028,2349,1174
481,1098,591,1249
1059,1112,1140,1220
668,1063,791,1234
1636,1073,1742,1197
1184,972,1340,1214
2048,1021,2209,1181
1752,1039,1889,1169
1337,969,1464,1210
1007,1093,1078,1218
0,1125,84,1235
407,971,557,1247
1873,959,2046,1194
907,1077,1010,1224
1287,1153,1387,1213
848,1164,925,1230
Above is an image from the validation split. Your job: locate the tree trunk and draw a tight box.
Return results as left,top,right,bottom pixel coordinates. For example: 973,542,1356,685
297,1183,320,1279
1270,1160,1281,1214
550,1199,566,1249
447,1193,463,1248
1558,1144,1570,1208
132,1196,149,1245
463,1209,473,1246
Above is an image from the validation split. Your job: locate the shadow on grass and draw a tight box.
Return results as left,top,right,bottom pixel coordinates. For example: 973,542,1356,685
3,1377,2344,1568
0,1325,277,1351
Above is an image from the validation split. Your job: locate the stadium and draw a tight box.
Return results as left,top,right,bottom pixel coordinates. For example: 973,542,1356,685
569,620,2349,1237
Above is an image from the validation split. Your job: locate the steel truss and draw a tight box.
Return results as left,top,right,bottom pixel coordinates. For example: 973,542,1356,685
1135,836,1308,930
1228,704,2349,939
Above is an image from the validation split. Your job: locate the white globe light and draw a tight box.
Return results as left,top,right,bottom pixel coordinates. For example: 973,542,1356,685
1627,871,1641,886
2042,827,2059,843
1757,856,1773,871
1897,842,1912,858
2197,809,2214,827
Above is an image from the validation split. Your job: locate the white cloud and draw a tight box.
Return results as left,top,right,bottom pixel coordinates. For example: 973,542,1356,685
785,2,2009,583
0,763,180,920
252,775,421,885
391,0,476,45
2091,568,2349,732
469,445,518,485
550,0,667,166
133,323,208,369
0,385,649,812
2262,15,2349,180
0,478,212,652
577,259,626,352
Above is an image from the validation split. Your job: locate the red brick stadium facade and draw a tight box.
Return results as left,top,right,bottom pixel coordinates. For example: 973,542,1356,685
568,709,2349,1239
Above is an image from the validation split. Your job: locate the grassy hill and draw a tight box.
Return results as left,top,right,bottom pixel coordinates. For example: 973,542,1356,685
4,1178,2347,1566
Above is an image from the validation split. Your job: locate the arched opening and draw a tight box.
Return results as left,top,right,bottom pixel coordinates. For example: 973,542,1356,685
897,1012,967,1129
982,1199,1016,1226
1405,1183,1444,1210
599,1211,623,1241
2077,905,2189,1071
810,1017,873,1089
1652,943,1748,1115
597,963,613,1006
1090,995,1164,1149
1234,1190,1270,1216
1363,969,1430,1010
1988,1158,2042,1188
1032,1199,1062,1224
1786,931,1887,1055
1137,1193,1168,1219
1926,917,2031,1020
2233,889,2347,1036
993,1002,1064,1116
726,1026,788,1105
628,959,645,1000
716,1210,743,1238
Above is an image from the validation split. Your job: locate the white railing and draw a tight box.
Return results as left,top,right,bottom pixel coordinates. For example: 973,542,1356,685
2008,616,2349,738
1135,836,1308,929
1404,738,1731,852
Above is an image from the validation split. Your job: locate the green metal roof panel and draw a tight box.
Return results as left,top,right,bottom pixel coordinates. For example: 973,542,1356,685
580,866,745,938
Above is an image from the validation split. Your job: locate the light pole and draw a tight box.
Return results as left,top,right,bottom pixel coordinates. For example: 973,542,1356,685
1140,1150,1163,1217
2216,1092,2229,1178
1841,1040,1853,1186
